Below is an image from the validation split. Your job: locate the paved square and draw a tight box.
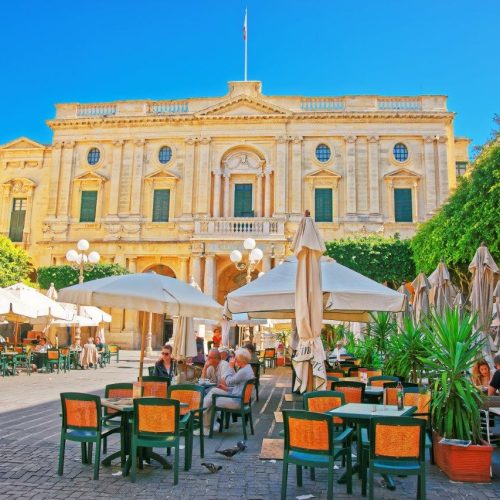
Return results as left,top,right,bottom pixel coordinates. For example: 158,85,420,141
0,352,499,499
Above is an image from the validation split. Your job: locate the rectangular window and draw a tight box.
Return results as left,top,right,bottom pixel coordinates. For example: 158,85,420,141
9,198,27,242
456,161,468,177
80,191,97,222
394,188,413,222
315,188,333,222
234,184,253,217
152,189,170,222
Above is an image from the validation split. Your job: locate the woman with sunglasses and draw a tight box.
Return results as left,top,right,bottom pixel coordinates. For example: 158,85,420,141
153,344,177,382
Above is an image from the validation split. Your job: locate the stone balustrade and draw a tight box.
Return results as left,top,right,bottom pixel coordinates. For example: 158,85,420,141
193,217,285,237
377,97,422,111
76,104,117,117
300,97,345,111
149,101,189,114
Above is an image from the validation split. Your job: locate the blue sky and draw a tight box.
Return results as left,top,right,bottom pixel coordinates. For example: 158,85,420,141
1,0,499,149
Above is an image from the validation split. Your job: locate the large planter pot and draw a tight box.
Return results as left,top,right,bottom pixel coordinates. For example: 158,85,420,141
433,432,493,482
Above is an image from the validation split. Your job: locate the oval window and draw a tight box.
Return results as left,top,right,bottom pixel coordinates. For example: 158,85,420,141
159,146,172,164
393,143,409,162
315,144,331,163
87,148,100,166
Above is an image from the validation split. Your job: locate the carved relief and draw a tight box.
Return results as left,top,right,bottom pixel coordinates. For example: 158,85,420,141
223,151,264,172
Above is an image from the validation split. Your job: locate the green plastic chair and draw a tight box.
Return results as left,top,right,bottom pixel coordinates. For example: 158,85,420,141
209,379,255,440
331,380,365,404
139,376,169,398
366,416,426,500
367,375,399,387
108,344,120,363
130,398,181,484
58,392,103,480
302,391,353,494
102,383,134,456
168,384,205,470
281,410,338,500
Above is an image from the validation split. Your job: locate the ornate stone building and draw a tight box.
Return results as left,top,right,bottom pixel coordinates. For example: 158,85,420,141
0,81,470,348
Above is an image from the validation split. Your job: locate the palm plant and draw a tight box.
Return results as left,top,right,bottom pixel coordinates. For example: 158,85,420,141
367,311,396,360
420,307,485,443
384,317,426,383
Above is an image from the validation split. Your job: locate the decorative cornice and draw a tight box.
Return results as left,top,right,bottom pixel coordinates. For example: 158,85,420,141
345,135,357,144
185,137,197,145
368,136,379,143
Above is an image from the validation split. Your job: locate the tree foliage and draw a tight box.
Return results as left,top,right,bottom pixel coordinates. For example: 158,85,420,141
325,234,415,288
411,134,500,291
37,263,129,290
0,235,33,287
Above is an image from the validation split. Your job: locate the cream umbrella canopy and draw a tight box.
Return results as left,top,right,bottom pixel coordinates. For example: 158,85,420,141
59,273,223,379
469,243,499,357
428,261,458,317
291,213,327,393
411,273,431,324
0,288,38,344
171,316,197,360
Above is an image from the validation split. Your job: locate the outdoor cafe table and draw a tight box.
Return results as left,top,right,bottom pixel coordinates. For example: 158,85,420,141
101,397,188,474
328,403,416,490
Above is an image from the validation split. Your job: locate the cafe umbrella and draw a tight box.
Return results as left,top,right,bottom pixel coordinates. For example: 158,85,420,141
58,273,223,379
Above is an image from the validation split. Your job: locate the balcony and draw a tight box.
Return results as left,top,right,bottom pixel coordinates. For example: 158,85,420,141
193,217,285,238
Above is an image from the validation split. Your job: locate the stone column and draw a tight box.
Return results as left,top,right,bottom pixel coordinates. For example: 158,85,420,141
179,257,189,282
182,137,196,217
290,136,303,215
256,173,263,217
412,180,419,222
274,136,288,215
47,142,63,216
367,136,380,214
264,169,272,217
130,139,145,215
223,172,231,217
0,184,11,235
204,254,216,298
345,136,357,215
423,136,437,214
437,137,449,204
212,169,221,217
190,255,202,286
57,141,75,218
196,137,211,214
108,140,124,217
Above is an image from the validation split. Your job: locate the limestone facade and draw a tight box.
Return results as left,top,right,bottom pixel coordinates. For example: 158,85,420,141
0,81,470,348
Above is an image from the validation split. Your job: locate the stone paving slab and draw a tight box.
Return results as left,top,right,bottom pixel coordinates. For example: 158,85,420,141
0,351,499,499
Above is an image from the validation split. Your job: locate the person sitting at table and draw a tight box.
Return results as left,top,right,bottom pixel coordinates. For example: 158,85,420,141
153,344,177,382
31,338,50,371
31,334,41,346
95,335,104,351
488,353,500,395
243,342,259,363
201,348,229,385
472,359,492,392
200,347,254,431
34,337,50,353
80,337,98,369
219,346,231,363
331,341,347,361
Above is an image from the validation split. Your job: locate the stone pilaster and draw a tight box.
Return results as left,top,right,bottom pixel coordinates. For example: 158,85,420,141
57,141,75,218
423,136,437,214
290,136,303,215
182,137,196,217
437,137,449,204
196,137,211,214
212,169,222,217
345,136,357,215
108,140,124,217
264,168,272,217
204,254,216,298
368,136,380,214
179,257,189,282
190,255,202,287
130,139,145,215
223,172,231,217
47,142,63,216
274,136,288,215
256,172,263,217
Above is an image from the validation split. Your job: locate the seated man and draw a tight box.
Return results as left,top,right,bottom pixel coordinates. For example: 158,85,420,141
201,348,229,385
488,353,500,396
329,341,347,362
201,348,254,431
219,346,232,363
32,338,50,370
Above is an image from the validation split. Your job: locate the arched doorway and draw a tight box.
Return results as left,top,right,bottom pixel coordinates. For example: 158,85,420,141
217,260,260,305
140,264,176,349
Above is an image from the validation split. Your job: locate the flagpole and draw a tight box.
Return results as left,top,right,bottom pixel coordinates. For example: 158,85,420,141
244,8,248,81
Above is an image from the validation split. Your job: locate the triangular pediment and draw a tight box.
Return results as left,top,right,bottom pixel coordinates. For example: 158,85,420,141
73,171,108,182
306,168,342,179
197,95,292,117
3,177,37,188
384,168,421,179
0,137,46,150
144,170,179,181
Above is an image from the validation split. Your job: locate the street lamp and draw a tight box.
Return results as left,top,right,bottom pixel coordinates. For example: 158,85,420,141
230,237,264,284
66,239,100,284
66,239,100,346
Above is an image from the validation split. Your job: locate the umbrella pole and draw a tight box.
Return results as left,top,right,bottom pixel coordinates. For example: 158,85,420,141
14,320,19,346
138,312,147,383
306,363,314,392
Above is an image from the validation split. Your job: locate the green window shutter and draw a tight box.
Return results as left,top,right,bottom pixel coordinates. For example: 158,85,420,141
394,188,413,222
9,198,27,242
234,184,253,217
80,191,97,222
152,189,170,222
315,188,333,222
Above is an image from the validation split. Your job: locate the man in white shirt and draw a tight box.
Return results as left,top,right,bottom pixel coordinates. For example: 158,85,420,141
332,341,347,361
201,348,229,385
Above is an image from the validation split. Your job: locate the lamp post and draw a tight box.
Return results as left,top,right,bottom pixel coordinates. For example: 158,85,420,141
66,239,100,345
229,237,264,284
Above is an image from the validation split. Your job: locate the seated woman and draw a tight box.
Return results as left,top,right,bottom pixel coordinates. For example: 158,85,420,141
95,335,105,351
153,344,177,383
201,347,254,431
472,359,491,392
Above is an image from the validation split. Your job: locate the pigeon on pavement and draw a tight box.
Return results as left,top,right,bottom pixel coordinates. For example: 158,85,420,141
201,462,222,473
236,440,247,451
215,448,240,458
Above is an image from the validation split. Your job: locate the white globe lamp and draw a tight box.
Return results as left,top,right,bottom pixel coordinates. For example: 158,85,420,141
243,238,256,250
230,250,243,263
88,251,100,264
250,248,263,262
66,249,78,262
77,239,90,251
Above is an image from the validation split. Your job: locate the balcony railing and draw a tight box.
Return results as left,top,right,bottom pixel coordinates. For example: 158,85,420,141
149,101,189,114
377,97,422,111
193,217,285,237
300,98,345,111
76,104,117,117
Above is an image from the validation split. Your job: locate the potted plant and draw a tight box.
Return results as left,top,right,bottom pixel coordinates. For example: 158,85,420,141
421,307,493,482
